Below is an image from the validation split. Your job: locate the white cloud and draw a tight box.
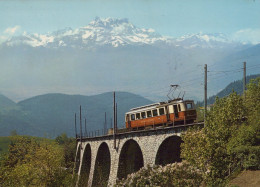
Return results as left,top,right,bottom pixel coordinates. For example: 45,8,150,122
232,28,260,44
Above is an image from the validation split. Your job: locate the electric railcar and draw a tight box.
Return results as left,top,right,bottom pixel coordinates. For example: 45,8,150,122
125,99,196,129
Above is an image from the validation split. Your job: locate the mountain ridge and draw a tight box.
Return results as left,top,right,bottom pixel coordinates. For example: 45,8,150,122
1,17,249,49
197,74,260,106
0,91,153,137
0,17,258,102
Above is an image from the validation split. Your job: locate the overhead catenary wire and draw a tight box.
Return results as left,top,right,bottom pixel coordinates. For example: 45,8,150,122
73,62,259,105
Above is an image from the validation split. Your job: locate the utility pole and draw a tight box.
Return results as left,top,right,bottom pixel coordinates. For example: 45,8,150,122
113,92,116,149
204,64,207,121
80,105,82,147
243,62,246,97
74,113,77,139
84,118,87,137
116,103,118,133
104,112,107,135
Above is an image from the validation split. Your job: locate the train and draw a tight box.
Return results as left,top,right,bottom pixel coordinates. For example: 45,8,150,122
125,98,197,129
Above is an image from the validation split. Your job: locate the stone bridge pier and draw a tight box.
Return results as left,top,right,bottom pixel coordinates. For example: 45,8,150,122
74,126,191,187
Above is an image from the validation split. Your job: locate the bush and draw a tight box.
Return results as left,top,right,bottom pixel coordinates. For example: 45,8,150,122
116,161,203,187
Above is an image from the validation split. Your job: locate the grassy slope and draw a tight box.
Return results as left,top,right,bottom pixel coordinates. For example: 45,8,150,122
229,170,260,187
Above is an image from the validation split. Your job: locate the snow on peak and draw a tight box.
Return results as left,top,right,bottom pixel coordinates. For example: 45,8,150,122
174,33,233,48
3,17,168,48
2,18,242,49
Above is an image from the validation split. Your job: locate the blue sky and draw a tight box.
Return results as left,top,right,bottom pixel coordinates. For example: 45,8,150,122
0,0,260,43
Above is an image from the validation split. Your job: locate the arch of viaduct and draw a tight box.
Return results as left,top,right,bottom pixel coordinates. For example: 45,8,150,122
75,125,194,187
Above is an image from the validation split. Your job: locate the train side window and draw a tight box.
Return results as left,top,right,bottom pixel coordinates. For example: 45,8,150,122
141,112,146,118
152,109,158,117
136,113,141,120
178,104,181,111
186,103,193,109
131,114,135,121
159,108,164,115
147,111,152,117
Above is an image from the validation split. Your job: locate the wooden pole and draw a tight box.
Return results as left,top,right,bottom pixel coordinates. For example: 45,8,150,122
116,103,118,133
104,112,107,135
204,64,207,122
80,105,82,147
85,118,87,137
243,62,246,97
113,92,116,149
74,113,77,139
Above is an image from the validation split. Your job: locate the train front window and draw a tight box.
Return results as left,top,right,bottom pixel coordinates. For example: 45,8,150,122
147,111,152,117
141,112,146,118
186,103,193,109
159,108,164,115
125,115,129,121
136,113,141,120
131,114,135,120
152,109,158,117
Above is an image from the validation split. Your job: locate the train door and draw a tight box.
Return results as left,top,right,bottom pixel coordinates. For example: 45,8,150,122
165,106,170,121
126,114,131,128
173,105,179,118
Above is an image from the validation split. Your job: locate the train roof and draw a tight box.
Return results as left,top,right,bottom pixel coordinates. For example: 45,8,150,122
129,102,166,112
126,98,195,114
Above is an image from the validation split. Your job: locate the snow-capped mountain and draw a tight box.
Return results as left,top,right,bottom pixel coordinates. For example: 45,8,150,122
1,17,258,103
173,33,238,48
3,17,169,48
2,17,244,49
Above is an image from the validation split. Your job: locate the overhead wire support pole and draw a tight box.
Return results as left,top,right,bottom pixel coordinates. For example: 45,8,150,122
113,92,116,149
74,113,77,139
80,105,82,148
116,103,118,133
85,118,87,137
204,64,207,123
104,112,107,135
243,61,246,97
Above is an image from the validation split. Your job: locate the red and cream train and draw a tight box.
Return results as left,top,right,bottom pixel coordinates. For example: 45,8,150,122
125,99,196,129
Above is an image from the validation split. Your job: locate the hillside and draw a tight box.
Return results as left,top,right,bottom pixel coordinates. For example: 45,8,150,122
198,74,260,105
0,94,16,109
0,92,152,137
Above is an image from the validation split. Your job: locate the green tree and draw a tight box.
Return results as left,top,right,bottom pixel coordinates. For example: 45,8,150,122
227,78,260,170
181,78,260,186
0,135,74,186
10,130,18,136
55,133,76,170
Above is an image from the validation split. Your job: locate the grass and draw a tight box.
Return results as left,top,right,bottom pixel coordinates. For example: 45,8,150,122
229,170,260,187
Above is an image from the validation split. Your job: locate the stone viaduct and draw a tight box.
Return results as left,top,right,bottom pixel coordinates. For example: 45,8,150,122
74,124,201,187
